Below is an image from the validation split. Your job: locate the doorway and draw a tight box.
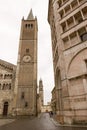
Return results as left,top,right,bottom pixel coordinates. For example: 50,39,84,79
3,102,8,116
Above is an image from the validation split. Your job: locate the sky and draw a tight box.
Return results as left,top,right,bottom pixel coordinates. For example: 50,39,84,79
0,0,54,104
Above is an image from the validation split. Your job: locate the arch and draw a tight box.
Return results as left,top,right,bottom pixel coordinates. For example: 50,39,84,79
4,74,6,79
2,84,5,90
10,74,12,78
3,102,9,116
67,47,87,74
9,83,11,89
6,84,8,90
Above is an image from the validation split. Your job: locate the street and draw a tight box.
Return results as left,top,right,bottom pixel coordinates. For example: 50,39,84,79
0,113,86,130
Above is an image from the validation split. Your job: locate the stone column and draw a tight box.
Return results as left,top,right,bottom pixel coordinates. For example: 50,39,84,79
83,77,87,99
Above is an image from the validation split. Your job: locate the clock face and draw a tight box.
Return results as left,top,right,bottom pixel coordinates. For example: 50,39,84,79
23,55,31,63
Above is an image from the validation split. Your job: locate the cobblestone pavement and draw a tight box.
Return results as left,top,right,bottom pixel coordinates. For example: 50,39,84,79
0,113,87,130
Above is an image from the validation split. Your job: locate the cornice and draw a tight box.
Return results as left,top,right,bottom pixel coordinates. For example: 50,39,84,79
0,59,16,72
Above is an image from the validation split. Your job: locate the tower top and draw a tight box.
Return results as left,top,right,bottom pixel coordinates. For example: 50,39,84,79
39,79,43,90
39,78,42,82
27,9,34,20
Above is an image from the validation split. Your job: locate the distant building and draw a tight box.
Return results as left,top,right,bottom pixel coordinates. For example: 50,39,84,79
39,79,44,106
37,79,44,114
48,0,87,124
41,102,52,113
0,9,38,117
37,94,40,114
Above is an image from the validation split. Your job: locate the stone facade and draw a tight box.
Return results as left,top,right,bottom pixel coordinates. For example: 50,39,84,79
0,59,16,116
14,9,38,116
48,0,87,124
0,10,38,117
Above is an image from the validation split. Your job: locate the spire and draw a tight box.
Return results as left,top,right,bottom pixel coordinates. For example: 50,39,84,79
39,79,43,90
39,78,42,82
27,9,34,20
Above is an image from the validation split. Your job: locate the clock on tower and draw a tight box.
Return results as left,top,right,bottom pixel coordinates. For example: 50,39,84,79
23,55,31,63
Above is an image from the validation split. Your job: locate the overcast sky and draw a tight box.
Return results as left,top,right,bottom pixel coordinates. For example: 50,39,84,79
0,0,54,104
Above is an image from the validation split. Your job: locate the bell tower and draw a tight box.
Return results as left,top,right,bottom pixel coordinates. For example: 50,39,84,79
15,9,38,116
39,79,44,106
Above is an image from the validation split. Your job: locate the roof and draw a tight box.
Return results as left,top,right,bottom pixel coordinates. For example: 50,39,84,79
0,59,16,71
27,9,34,20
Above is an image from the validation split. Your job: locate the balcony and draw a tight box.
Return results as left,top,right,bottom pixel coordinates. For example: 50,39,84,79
61,19,87,39
59,0,87,22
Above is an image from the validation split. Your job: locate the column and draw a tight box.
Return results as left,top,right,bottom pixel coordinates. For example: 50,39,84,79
76,31,81,43
73,15,76,25
80,10,85,20
83,78,87,99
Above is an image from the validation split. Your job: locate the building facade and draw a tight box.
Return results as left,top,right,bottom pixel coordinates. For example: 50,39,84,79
48,0,87,124
0,10,38,117
0,60,16,117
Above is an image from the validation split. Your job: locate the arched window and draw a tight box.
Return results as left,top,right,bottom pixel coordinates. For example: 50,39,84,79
25,24,28,28
25,24,33,29
9,83,11,90
4,74,6,79
3,102,8,116
6,84,8,90
26,48,29,53
31,24,33,28
28,24,31,28
25,102,28,107
21,92,25,99
2,84,5,90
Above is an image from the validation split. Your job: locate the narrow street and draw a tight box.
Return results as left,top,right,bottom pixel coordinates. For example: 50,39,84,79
0,113,86,130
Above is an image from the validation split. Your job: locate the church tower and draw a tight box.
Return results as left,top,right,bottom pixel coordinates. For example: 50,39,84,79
15,9,38,116
39,79,44,106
